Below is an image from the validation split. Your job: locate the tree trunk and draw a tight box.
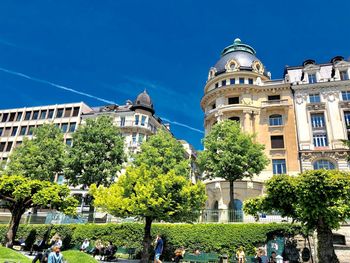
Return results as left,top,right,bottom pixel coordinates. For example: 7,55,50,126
141,216,153,263
317,220,339,263
229,180,234,222
6,206,25,248
88,204,95,223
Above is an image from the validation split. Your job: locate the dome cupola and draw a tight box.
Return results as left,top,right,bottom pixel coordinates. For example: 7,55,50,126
210,38,268,78
131,90,155,115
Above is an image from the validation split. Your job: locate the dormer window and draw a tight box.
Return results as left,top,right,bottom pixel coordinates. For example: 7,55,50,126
340,70,349,81
308,73,317,84
225,59,240,72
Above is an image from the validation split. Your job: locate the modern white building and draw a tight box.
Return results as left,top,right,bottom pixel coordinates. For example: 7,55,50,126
285,56,350,171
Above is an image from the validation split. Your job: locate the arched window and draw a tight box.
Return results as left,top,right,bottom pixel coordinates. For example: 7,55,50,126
212,201,219,222
269,114,283,126
313,160,335,170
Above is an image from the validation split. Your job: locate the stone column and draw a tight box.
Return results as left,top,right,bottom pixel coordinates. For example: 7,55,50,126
243,110,252,132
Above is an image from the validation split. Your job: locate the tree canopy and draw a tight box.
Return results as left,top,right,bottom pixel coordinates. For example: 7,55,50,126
198,120,268,208
0,174,77,247
244,170,350,263
64,116,125,188
91,129,206,263
5,124,66,181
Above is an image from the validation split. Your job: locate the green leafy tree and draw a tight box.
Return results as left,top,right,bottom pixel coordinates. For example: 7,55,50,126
91,129,207,263
244,170,350,263
198,120,268,210
64,116,125,220
0,174,78,247
5,124,66,181
65,116,125,188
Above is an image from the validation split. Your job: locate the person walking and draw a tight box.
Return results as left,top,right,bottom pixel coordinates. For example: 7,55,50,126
48,246,64,263
154,234,164,263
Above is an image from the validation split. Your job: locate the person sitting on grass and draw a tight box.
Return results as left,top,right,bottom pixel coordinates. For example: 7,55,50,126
102,241,117,261
80,239,90,252
92,239,105,259
48,246,64,263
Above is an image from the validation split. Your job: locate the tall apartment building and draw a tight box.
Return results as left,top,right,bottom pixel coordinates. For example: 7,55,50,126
201,39,300,219
285,57,350,171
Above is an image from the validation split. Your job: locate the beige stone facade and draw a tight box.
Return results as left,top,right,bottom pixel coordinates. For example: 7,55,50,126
201,39,300,213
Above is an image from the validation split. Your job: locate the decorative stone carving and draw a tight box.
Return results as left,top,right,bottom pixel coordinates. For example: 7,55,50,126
295,93,307,105
321,91,339,102
306,102,326,111
225,59,240,72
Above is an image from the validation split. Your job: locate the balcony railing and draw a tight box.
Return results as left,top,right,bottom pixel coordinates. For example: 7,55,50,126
115,120,157,133
261,99,289,108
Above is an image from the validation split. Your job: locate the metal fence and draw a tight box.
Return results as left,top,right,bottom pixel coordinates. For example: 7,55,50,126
199,209,290,223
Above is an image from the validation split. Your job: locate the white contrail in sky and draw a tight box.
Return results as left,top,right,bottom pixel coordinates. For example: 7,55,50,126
161,117,204,134
0,67,116,104
0,66,204,134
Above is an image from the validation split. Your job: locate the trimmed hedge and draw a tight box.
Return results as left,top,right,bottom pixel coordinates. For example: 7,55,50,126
0,223,300,258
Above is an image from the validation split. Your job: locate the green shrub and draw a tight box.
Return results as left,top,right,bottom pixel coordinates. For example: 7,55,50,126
0,223,300,259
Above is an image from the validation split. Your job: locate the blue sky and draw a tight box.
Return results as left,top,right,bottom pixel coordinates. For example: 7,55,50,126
0,0,350,149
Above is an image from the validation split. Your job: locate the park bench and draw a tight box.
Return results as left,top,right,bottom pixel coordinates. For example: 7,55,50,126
182,252,220,263
116,246,137,259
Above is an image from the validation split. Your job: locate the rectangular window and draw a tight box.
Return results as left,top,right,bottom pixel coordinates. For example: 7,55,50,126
308,73,317,84
5,142,13,152
64,108,72,118
20,126,27,136
72,107,80,117
40,110,47,119
48,109,54,119
269,115,283,126
32,111,39,120
268,95,280,101
69,123,76,132
311,113,325,128
272,159,286,175
24,111,31,120
11,127,18,137
16,141,22,147
3,127,11,137
215,83,219,88
16,112,23,122
228,97,239,104
309,93,321,103
0,142,5,152
239,78,245,84
344,111,350,127
132,133,137,144
313,134,328,147
342,91,350,101
120,117,125,127
28,126,35,135
248,78,253,84
1,113,8,122
66,138,72,146
0,127,3,136
9,113,16,122
340,71,349,81
56,108,64,118
141,116,147,126
61,123,68,133
135,115,139,125
230,78,235,85
221,80,226,86
57,175,65,185
138,133,144,143
211,103,216,110
271,135,284,149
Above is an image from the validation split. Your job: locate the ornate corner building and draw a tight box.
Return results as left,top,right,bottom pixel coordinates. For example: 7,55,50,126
201,39,300,217
201,39,350,220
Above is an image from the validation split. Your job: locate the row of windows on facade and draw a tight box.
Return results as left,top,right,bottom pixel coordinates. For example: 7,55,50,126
309,91,350,103
118,115,158,133
0,107,80,123
272,159,335,175
213,77,254,89
0,138,72,153
0,123,76,137
307,70,349,84
210,94,281,110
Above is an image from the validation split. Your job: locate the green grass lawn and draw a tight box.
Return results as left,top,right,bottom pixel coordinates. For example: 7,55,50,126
0,246,31,263
62,250,99,263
